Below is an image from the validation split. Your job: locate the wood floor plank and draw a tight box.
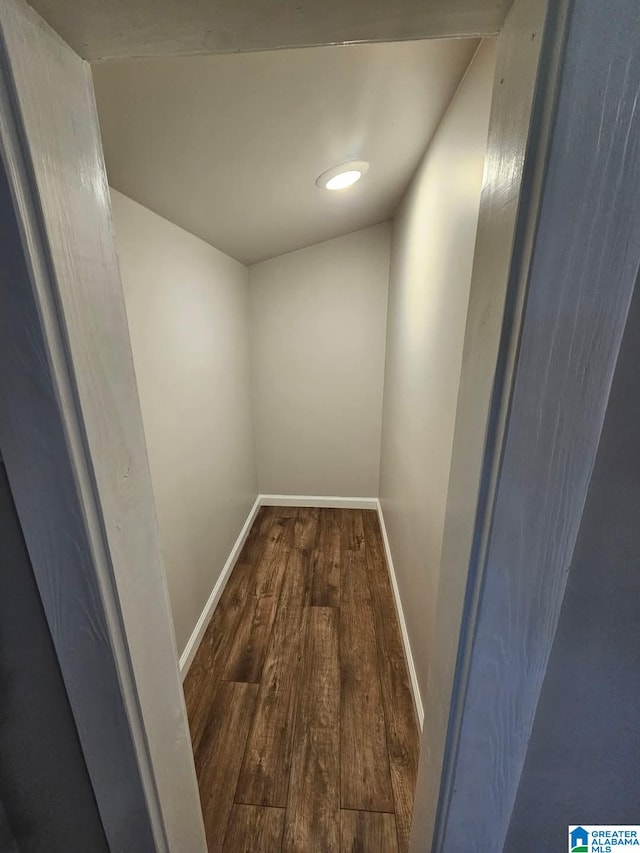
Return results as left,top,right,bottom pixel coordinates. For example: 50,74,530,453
283,607,340,852
364,515,420,852
311,509,341,607
294,506,319,549
262,514,296,567
341,547,371,606
271,505,299,518
282,548,312,607
341,548,394,813
250,514,297,598
340,509,365,550
223,805,285,852
341,809,399,853
235,598,307,806
238,506,276,565
184,560,255,753
195,681,258,853
362,509,382,550
283,728,339,853
189,561,256,678
223,514,294,682
222,592,279,683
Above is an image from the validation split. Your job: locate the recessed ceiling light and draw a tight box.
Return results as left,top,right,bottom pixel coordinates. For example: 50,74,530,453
316,160,370,191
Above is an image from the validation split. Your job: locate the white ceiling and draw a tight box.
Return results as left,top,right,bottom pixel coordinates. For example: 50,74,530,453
29,0,505,60
93,39,479,264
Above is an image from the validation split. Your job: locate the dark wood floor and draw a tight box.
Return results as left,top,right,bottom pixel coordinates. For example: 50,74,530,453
183,506,420,852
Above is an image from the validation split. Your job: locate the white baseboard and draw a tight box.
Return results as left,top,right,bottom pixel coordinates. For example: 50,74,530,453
260,494,378,510
179,495,262,680
376,499,425,730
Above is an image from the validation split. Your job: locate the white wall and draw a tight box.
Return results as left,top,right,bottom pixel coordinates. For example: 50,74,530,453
249,223,391,497
379,40,496,707
111,190,258,655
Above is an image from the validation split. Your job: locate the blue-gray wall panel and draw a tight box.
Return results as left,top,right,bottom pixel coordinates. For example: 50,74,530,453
505,268,640,851
0,462,109,853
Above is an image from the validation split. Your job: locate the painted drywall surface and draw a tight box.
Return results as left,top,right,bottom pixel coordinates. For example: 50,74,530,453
249,224,391,497
378,40,496,706
111,190,258,655
93,38,477,265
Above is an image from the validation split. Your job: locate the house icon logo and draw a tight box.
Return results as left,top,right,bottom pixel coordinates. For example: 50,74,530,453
570,826,589,852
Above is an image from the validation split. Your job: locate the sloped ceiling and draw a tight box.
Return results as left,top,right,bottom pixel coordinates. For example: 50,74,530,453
93,38,480,264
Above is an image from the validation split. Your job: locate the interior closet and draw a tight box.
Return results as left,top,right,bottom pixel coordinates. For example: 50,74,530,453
94,35,496,850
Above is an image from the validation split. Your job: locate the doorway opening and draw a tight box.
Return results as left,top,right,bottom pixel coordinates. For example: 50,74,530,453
92,36,495,850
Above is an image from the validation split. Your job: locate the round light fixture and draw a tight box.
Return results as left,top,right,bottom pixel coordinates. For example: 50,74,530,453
316,160,369,191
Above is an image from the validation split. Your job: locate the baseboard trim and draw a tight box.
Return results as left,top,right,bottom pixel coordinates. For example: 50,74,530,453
179,495,262,680
376,499,425,730
259,494,378,510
